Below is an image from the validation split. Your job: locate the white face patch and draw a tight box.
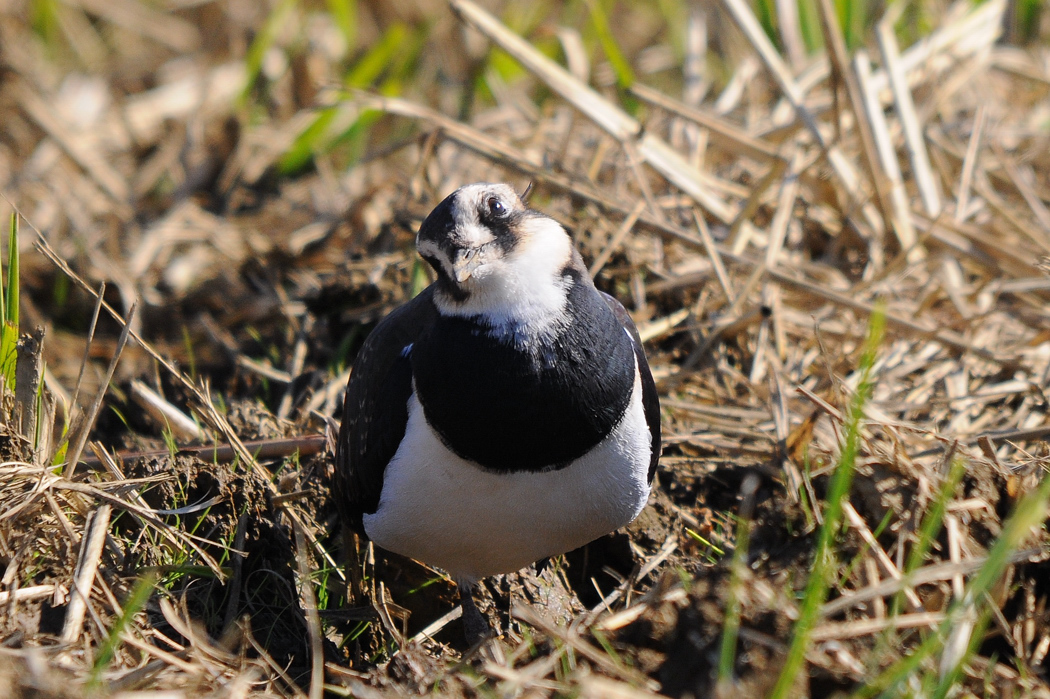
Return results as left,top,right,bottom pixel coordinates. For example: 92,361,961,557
447,196,495,250
416,184,508,284
415,183,576,340
432,212,574,338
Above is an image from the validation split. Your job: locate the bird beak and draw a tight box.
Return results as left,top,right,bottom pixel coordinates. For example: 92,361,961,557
452,247,485,283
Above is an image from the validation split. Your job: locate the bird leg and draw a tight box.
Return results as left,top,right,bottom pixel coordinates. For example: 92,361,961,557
343,526,365,605
459,583,491,646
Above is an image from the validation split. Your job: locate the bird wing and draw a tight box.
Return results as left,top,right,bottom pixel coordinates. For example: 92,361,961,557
334,286,439,533
599,292,662,483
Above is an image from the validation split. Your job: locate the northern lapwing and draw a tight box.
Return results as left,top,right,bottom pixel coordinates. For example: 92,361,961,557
334,182,661,642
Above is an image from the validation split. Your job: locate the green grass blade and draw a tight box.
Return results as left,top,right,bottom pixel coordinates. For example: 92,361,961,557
239,0,299,109
0,214,19,390
798,0,823,52
836,508,894,590
1011,0,1041,43
88,572,159,690
834,0,865,50
327,107,382,166
905,457,967,575
279,22,415,174
344,22,409,90
853,474,1050,698
0,216,6,329
325,0,357,50
770,307,886,699
890,456,967,617
51,439,68,468
584,0,635,89
29,0,61,48
852,628,942,698
410,257,430,298
931,610,992,699
953,474,1050,612
754,0,779,51
718,494,754,685
279,107,342,174
7,209,18,332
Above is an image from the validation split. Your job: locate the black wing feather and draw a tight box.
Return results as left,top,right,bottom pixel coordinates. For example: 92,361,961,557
599,292,662,483
334,287,438,533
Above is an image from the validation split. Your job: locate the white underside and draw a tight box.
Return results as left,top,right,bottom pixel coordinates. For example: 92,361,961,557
362,365,653,583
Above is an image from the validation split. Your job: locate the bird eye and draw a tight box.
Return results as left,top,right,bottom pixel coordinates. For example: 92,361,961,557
487,196,506,217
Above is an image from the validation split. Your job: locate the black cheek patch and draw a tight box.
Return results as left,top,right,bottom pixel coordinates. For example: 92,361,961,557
417,194,458,249
420,253,470,302
477,208,527,255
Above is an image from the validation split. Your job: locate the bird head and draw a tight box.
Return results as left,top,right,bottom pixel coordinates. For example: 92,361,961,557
416,183,575,330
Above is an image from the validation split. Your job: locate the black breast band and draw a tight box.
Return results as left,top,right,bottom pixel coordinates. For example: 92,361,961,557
411,272,636,473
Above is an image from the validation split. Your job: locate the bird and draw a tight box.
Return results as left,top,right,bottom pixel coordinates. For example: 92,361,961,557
334,182,661,643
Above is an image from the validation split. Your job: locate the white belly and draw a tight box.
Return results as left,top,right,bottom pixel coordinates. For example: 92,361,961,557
362,370,653,583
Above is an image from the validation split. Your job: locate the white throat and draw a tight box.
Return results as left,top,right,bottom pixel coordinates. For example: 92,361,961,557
432,216,574,338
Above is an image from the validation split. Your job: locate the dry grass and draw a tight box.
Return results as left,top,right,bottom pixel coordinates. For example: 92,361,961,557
0,0,1049,696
